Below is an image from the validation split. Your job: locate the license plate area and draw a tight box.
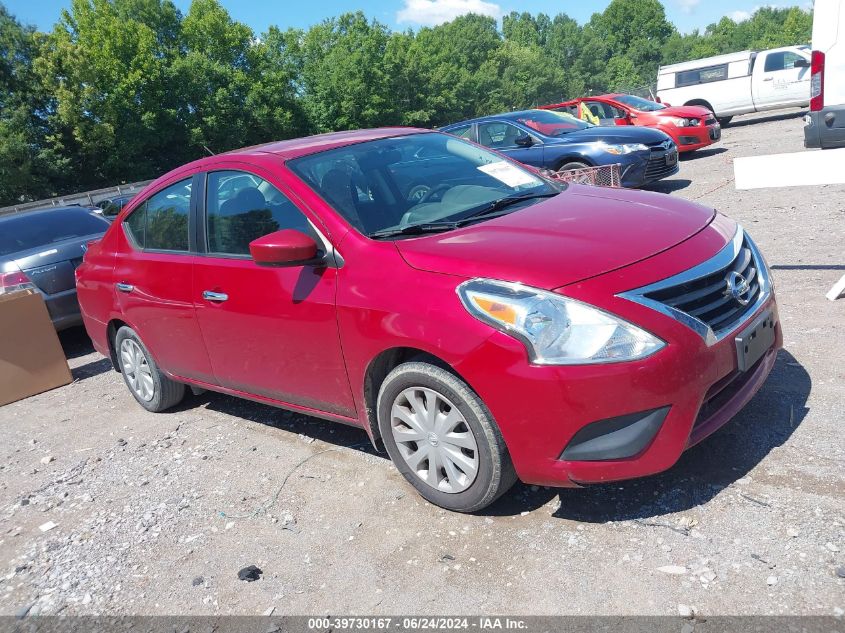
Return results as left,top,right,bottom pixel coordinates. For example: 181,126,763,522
735,310,776,372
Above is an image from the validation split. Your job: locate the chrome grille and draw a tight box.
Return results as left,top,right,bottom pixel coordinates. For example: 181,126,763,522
643,236,760,332
619,227,771,346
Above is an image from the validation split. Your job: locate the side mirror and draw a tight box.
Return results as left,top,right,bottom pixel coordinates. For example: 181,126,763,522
514,134,534,147
793,58,810,68
249,229,321,267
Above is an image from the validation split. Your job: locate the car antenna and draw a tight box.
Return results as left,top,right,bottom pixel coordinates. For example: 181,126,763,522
202,144,216,156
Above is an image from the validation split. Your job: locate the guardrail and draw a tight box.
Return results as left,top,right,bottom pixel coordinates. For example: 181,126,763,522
0,180,154,217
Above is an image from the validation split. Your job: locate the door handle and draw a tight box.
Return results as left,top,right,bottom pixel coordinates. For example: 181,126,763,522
116,282,134,293
202,290,228,303
763,77,774,81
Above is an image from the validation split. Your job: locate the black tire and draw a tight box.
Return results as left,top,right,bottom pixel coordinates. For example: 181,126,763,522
114,325,185,413
377,362,517,512
717,116,733,127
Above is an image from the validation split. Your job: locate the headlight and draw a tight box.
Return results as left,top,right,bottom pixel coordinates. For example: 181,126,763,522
599,142,649,155
457,279,665,365
667,117,698,127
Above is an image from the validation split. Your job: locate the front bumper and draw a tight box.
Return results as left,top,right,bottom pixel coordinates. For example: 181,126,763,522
673,123,720,152
620,148,679,187
455,219,781,487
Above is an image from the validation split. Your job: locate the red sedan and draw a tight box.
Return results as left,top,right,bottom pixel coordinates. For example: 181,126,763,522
76,128,779,512
540,94,721,153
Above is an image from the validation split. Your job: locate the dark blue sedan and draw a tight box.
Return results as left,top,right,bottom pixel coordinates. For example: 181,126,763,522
441,109,679,188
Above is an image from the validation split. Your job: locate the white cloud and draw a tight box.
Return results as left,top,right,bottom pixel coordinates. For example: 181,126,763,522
396,0,502,26
676,0,701,14
729,10,752,21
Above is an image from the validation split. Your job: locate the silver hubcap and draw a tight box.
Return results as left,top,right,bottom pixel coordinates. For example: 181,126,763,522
120,338,154,402
390,387,479,494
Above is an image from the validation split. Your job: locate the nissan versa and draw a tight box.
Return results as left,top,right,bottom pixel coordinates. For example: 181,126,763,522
76,128,780,512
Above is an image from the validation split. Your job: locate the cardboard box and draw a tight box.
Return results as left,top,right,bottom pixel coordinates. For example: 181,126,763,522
0,289,72,406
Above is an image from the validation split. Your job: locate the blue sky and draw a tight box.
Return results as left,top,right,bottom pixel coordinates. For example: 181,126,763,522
4,0,809,34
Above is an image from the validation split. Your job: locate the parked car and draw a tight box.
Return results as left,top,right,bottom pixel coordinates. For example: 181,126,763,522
441,110,679,188
804,0,845,149
657,46,811,125
76,128,780,512
1,206,110,330
540,94,720,153
95,193,136,220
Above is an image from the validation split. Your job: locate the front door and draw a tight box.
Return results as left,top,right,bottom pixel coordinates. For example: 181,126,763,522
476,121,544,168
192,167,356,418
114,176,216,383
755,50,811,109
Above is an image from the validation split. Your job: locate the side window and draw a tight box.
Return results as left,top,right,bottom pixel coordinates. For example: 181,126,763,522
477,122,522,148
676,64,728,87
206,170,316,256
446,125,474,141
124,202,146,248
764,51,802,72
143,179,191,252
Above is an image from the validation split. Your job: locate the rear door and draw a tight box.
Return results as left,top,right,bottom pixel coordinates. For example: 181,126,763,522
754,49,811,109
113,176,216,383
191,166,356,418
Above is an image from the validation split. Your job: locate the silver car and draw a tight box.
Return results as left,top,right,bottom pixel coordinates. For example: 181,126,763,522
0,206,110,330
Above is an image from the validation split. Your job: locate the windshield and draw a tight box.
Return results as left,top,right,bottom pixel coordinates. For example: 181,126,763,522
288,132,559,238
0,208,109,257
614,95,666,112
511,110,593,136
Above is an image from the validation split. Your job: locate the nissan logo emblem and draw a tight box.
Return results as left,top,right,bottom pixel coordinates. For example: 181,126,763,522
726,271,752,306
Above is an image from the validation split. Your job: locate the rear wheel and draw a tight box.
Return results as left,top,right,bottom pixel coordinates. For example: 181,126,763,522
115,326,185,412
377,362,517,512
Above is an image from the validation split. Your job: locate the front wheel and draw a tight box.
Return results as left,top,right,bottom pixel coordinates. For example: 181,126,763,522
115,326,185,413
377,362,517,512
717,116,733,127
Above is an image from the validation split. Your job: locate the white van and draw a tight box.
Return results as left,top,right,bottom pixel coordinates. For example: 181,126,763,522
656,46,811,125
804,0,845,149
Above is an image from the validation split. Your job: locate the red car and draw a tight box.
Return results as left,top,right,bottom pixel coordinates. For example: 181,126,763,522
76,128,779,512
540,94,721,153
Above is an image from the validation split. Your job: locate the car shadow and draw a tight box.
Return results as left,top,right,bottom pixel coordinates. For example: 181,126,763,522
680,147,728,161
642,179,692,194
485,348,810,519
726,110,806,128
59,326,95,360
71,357,114,381
182,390,382,457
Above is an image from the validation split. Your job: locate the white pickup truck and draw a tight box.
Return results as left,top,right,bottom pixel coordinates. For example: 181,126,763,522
656,46,811,125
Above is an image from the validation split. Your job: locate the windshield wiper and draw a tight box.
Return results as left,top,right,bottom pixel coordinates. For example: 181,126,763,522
369,222,460,240
455,191,560,225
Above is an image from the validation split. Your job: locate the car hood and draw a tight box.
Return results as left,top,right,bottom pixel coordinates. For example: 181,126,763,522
655,105,713,118
394,185,715,290
554,125,670,145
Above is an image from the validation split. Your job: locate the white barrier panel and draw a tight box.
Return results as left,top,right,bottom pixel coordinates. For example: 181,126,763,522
734,148,845,189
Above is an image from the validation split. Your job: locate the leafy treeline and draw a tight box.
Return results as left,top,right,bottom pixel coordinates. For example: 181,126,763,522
0,0,811,205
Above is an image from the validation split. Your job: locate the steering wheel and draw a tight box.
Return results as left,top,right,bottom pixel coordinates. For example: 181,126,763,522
416,183,450,205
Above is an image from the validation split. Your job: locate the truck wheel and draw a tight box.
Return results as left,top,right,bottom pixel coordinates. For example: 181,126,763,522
377,362,517,512
115,326,186,412
717,116,733,127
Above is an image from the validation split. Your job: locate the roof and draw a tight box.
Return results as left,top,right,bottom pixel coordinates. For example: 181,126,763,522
443,110,545,127
226,127,427,161
659,50,754,74
0,205,96,223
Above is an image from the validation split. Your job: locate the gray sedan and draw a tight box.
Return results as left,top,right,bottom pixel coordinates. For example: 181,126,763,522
0,207,110,330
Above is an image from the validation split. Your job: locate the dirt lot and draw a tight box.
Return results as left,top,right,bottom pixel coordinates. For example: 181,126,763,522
1,109,843,617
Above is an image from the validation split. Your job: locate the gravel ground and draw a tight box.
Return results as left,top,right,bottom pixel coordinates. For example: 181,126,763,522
1,109,843,618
